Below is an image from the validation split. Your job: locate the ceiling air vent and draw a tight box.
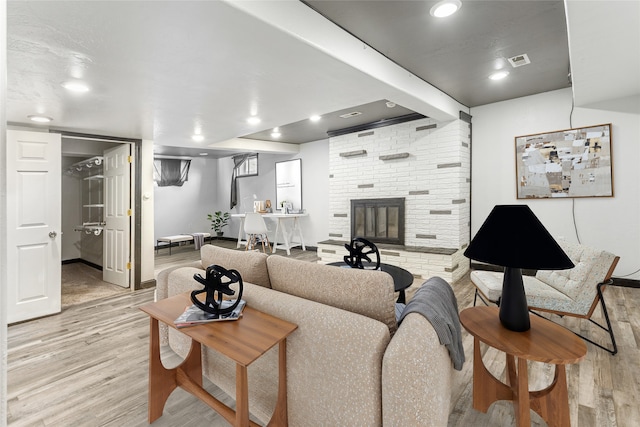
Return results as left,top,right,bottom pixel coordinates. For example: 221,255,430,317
508,54,531,68
339,111,362,119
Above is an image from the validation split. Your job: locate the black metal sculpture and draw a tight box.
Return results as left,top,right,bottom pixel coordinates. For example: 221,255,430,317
344,237,381,270
191,264,244,318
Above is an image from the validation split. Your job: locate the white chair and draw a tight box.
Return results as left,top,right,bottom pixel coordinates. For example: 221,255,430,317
244,212,271,253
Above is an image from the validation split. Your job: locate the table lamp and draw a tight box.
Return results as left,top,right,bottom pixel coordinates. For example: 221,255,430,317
464,205,574,332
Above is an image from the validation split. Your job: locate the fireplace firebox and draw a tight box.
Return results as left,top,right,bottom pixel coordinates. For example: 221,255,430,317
351,198,405,246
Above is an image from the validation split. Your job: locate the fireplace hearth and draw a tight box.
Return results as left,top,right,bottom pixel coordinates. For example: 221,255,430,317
351,198,405,246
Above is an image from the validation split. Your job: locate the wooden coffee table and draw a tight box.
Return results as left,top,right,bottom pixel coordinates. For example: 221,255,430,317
140,292,298,426
459,306,587,427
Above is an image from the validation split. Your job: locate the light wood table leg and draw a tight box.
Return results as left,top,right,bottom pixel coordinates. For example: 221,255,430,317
268,339,289,426
472,338,513,413
235,364,250,427
513,356,531,427
530,364,571,427
148,318,203,423
474,343,570,427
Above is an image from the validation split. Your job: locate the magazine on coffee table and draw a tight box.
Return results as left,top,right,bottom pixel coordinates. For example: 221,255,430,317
174,299,246,328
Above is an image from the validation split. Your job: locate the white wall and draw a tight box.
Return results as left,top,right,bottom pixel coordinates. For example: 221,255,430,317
298,139,330,246
219,140,330,247
1,0,8,420
141,140,155,283
154,139,330,248
471,88,640,280
153,157,219,242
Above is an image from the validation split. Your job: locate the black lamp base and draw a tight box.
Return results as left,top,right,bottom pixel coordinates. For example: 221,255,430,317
499,267,530,332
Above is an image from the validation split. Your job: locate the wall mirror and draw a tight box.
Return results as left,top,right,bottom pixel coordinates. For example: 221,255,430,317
275,158,302,211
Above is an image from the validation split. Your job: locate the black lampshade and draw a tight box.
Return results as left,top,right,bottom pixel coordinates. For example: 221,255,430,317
465,205,574,332
464,205,574,270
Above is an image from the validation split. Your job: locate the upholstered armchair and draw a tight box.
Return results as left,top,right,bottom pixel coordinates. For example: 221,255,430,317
471,239,620,354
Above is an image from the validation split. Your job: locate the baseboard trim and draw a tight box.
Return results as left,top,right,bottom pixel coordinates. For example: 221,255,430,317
61,258,103,271
140,279,156,289
154,236,236,251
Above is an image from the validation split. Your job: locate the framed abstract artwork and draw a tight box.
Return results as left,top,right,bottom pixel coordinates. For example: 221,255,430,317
515,123,613,199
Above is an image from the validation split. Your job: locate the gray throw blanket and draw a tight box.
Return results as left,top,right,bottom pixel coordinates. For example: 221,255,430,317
398,276,465,370
191,233,206,250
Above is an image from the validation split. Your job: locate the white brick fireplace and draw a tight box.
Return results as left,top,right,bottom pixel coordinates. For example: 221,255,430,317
317,116,471,284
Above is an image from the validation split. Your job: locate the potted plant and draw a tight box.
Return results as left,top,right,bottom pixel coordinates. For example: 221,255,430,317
208,211,231,238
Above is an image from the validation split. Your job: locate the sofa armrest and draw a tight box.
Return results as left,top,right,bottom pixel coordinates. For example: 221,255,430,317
382,312,453,426
155,261,203,346
155,261,203,301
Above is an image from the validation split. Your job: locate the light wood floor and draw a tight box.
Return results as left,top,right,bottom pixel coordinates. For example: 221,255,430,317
7,240,640,426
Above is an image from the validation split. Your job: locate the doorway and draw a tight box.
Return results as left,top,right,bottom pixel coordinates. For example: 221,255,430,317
60,136,133,307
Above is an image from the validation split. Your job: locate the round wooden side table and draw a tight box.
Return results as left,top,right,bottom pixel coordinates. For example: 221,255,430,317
459,306,587,427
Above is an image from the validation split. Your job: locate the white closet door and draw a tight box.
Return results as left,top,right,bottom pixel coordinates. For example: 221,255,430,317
6,130,61,323
103,144,131,288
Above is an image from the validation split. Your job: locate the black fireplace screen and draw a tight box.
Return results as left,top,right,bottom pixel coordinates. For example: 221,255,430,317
351,198,405,245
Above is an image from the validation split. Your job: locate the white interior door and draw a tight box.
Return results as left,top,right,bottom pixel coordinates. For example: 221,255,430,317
103,144,131,288
6,130,61,323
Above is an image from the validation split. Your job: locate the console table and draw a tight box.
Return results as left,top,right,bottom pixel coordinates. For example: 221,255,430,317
232,213,308,255
459,306,586,427
140,292,298,426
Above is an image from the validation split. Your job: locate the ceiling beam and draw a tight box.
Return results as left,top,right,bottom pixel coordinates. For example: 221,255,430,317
224,0,468,121
208,138,300,154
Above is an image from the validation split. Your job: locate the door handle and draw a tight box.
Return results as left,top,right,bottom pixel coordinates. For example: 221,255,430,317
49,231,57,239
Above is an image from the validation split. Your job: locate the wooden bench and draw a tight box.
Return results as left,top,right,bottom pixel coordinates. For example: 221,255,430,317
156,233,211,255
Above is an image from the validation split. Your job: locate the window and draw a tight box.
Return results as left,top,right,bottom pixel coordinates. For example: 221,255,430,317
234,153,258,177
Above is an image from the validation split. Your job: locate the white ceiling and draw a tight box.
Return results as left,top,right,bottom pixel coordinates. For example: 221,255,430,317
565,0,640,113
6,1,639,158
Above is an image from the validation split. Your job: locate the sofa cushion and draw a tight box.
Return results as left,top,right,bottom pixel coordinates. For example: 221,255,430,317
470,270,574,312
536,240,616,300
535,239,618,314
200,244,271,288
266,256,397,334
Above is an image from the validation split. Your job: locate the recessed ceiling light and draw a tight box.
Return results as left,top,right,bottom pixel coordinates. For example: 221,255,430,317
192,134,205,142
247,116,261,125
199,152,208,156
62,80,90,93
430,0,462,18
27,115,53,123
271,131,282,138
489,71,510,80
309,115,321,122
